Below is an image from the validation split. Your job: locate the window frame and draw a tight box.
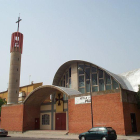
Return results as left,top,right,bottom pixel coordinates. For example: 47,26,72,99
77,63,121,93
42,114,50,125
91,66,98,92
78,63,85,94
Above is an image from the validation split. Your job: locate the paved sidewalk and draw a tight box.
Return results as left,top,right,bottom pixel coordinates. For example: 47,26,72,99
8,130,140,140
9,131,78,139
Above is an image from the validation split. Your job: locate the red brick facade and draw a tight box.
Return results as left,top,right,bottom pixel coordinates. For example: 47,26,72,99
1,104,24,131
68,91,140,135
1,89,140,135
93,92,125,135
68,98,92,133
68,92,125,134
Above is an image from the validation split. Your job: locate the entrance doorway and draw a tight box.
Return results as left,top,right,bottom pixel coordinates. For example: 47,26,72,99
35,118,40,130
55,113,66,130
130,113,137,132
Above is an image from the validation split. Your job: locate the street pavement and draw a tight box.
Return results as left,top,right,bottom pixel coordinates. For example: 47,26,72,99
0,136,140,140
2,130,140,140
0,137,76,140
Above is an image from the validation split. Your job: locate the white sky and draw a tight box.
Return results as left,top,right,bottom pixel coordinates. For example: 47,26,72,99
0,0,140,92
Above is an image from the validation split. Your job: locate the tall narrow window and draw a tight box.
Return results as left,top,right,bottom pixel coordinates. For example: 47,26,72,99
69,78,71,88
92,74,97,85
78,64,85,94
61,80,63,86
85,65,90,79
69,68,71,88
99,69,104,91
99,69,103,78
105,72,111,90
63,75,65,87
99,79,104,91
66,72,68,87
92,66,98,92
69,68,71,77
112,78,119,89
79,76,84,87
85,65,90,92
78,64,84,74
86,80,90,92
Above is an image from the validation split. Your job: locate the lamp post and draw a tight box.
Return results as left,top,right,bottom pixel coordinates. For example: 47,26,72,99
78,67,93,128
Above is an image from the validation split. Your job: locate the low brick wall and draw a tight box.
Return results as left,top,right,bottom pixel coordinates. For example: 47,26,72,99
1,104,40,132
1,104,24,131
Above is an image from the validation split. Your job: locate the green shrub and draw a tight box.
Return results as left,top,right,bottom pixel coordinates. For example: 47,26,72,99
137,85,140,109
0,98,7,116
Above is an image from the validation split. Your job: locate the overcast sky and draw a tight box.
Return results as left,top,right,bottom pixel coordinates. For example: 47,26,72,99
0,0,140,92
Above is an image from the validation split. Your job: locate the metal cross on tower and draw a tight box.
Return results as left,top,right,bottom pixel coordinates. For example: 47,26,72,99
16,14,22,32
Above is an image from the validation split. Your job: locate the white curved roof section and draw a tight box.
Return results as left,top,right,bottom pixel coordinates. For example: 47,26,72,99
53,60,131,91
119,68,140,92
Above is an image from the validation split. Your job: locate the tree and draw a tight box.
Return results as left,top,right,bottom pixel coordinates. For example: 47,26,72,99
0,98,7,116
137,85,140,109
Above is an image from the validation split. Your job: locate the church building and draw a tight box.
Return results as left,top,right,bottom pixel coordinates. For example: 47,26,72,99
1,17,140,135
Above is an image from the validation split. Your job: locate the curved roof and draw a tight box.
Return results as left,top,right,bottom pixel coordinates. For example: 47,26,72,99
52,60,129,90
23,85,82,106
119,68,140,92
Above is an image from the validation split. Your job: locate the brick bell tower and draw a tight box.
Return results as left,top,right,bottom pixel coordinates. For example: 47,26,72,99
7,16,23,104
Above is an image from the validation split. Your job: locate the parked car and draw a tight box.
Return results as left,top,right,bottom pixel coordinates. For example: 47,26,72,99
79,127,117,140
0,129,8,137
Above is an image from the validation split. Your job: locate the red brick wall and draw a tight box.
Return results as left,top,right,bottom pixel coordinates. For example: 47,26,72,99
123,102,140,135
93,93,125,135
68,98,92,133
68,92,126,135
23,105,40,131
1,104,24,131
1,104,40,132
